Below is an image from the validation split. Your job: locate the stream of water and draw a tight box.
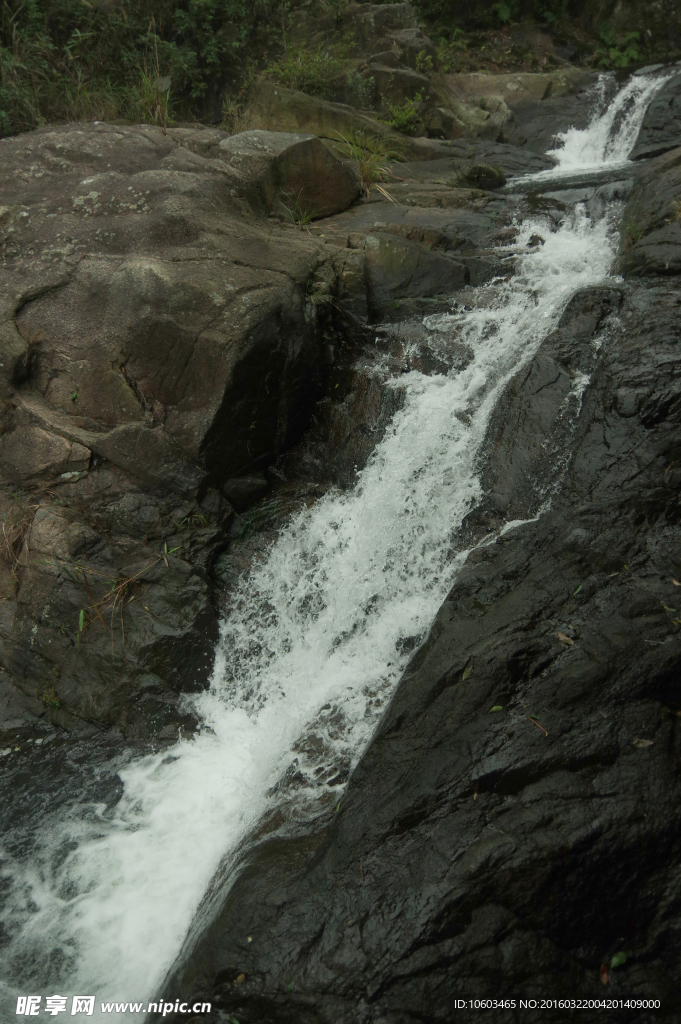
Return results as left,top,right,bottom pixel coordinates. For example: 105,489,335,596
0,70,669,1023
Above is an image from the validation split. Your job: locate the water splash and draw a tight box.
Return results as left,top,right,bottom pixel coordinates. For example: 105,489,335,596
518,70,672,186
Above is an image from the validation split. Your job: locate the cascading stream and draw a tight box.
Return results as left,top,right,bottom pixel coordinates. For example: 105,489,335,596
0,72,665,1023
514,68,672,186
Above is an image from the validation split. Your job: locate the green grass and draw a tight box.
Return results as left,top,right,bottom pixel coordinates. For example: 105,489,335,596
333,131,402,197
379,93,424,136
265,42,374,108
279,189,316,227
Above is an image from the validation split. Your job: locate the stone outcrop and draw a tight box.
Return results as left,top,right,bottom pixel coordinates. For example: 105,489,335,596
631,73,681,161
5,50,681,1018
241,80,454,160
618,147,681,277
434,67,594,146
0,112,539,740
0,121,362,737
216,130,359,218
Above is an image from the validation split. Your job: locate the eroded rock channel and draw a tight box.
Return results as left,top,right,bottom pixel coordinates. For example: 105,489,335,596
1,63,680,1024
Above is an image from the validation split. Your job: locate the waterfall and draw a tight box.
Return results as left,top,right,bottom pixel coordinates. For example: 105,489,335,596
0,72,663,1023
539,69,671,178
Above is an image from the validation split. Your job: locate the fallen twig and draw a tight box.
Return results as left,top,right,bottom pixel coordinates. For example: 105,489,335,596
528,716,548,737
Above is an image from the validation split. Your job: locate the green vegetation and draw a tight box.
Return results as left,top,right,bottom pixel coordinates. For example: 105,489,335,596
380,93,424,136
279,189,316,227
621,217,643,249
1,0,678,140
597,22,641,68
265,42,374,107
334,131,401,197
0,0,281,137
41,685,60,709
435,31,470,73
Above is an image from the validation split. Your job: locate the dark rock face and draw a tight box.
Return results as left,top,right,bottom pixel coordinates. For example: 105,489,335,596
158,271,681,1020
0,122,362,738
618,147,681,277
364,233,469,318
631,74,681,161
216,131,359,219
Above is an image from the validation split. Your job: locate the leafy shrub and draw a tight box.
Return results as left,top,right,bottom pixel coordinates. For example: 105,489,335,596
0,0,281,137
597,23,641,68
380,93,424,136
415,49,434,73
267,44,346,99
266,43,375,108
435,32,469,73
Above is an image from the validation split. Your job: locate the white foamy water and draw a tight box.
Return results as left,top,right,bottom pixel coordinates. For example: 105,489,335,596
529,70,671,181
2,69,661,1022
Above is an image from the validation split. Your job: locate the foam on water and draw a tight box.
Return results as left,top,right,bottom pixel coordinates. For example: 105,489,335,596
524,70,671,183
0,202,619,1023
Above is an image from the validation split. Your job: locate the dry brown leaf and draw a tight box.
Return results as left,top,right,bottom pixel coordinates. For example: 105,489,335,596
557,631,574,646
234,973,246,985
673,579,681,586
632,738,654,748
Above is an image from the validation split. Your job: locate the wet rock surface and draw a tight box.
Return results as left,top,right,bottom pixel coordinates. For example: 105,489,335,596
618,147,681,277
631,73,681,160
159,260,681,1018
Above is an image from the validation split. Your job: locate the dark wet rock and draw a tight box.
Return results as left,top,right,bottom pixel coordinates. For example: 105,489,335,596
456,162,507,190
631,73,681,161
363,233,467,319
618,147,681,277
221,474,269,512
445,141,555,176
509,87,596,152
283,371,405,491
439,68,595,149
362,64,430,107
475,287,624,525
158,279,681,1022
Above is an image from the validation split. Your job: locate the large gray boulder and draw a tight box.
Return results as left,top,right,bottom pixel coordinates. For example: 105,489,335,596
217,130,359,218
0,121,359,737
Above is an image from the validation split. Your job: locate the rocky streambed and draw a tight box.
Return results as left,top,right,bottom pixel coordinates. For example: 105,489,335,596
1,64,681,1024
